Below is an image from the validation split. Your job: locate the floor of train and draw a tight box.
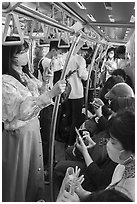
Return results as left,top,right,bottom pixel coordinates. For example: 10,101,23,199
44,140,65,202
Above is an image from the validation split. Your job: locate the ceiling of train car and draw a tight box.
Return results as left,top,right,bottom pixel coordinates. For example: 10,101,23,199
24,2,135,43
2,2,135,44
64,2,135,42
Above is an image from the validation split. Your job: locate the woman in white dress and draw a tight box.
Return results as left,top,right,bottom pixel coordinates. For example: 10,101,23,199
2,36,66,201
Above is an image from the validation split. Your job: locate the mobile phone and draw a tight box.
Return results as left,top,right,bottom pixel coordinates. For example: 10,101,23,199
90,101,100,109
75,127,81,144
75,127,81,138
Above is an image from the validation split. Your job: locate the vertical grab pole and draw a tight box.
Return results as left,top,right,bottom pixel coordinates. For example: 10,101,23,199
85,43,100,118
100,44,110,85
28,38,34,73
49,33,81,202
94,64,97,98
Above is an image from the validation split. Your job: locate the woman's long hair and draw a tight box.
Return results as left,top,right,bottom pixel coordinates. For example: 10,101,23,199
2,36,29,86
106,47,116,60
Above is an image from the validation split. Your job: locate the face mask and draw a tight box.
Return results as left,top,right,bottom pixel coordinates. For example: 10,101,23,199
17,52,28,66
106,140,125,164
108,53,114,58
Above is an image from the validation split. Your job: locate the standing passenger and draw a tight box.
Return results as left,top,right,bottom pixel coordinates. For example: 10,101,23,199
2,36,66,201
115,45,134,90
65,45,88,146
38,40,59,89
101,47,117,82
37,40,60,167
116,45,127,69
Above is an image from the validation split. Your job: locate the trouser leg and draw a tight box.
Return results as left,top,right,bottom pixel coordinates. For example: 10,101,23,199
68,98,84,146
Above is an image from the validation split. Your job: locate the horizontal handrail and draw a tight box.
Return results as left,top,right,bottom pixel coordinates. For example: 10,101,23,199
2,3,104,44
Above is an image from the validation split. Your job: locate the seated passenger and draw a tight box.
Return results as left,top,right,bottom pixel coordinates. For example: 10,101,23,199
95,82,134,131
111,68,127,81
82,189,133,202
57,109,135,202
98,75,124,106
54,87,134,196
58,188,133,202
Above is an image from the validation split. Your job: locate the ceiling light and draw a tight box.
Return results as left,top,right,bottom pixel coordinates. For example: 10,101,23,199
130,15,135,23
108,15,115,22
110,19,115,22
76,2,86,10
87,14,96,22
127,28,131,31
104,2,112,10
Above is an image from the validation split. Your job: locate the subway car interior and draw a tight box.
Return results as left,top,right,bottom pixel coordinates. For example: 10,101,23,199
2,2,135,202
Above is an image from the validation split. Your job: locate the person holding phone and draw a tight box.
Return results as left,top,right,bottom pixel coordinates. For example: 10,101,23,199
75,110,135,201
58,110,135,202
64,45,88,147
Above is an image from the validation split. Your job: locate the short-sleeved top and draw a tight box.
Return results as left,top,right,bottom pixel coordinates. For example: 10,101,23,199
38,57,53,89
51,55,64,72
66,54,88,99
107,160,135,201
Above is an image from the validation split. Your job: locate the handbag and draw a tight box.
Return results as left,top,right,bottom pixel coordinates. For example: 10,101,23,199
61,69,78,103
61,80,72,103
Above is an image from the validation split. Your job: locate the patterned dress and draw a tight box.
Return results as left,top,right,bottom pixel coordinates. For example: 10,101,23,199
2,74,51,201
107,157,135,201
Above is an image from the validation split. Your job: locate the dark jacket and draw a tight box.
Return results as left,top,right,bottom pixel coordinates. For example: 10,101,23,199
82,157,117,191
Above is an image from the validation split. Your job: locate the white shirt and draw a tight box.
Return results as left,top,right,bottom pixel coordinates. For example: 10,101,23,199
52,54,67,72
66,54,88,99
38,57,53,89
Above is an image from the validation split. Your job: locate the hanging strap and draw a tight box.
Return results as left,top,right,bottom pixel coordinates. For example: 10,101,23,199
2,13,24,46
